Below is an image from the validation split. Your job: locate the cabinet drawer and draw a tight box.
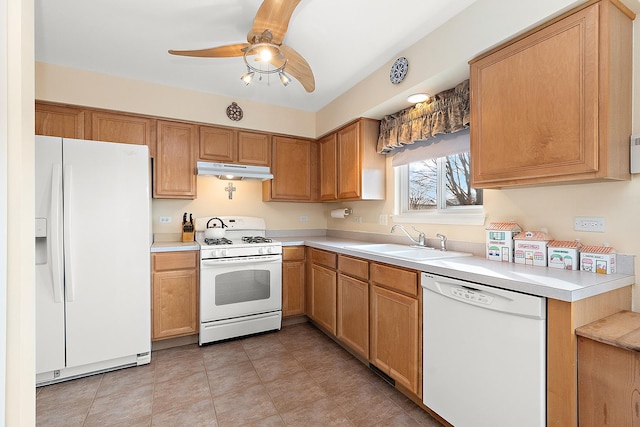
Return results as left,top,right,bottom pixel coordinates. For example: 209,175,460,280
310,249,337,269
152,251,198,271
283,246,305,261
370,263,418,297
338,255,369,281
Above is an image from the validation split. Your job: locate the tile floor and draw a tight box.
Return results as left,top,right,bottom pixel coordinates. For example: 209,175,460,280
36,322,444,426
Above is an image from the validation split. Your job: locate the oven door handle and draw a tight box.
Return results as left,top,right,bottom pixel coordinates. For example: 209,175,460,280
201,256,282,267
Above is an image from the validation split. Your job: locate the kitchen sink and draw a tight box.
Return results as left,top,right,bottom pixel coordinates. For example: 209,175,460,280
346,243,472,261
387,249,472,261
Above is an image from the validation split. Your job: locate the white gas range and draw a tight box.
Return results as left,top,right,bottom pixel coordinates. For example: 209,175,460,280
195,216,282,345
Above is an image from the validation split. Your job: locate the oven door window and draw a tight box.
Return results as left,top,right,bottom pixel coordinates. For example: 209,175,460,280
215,270,271,305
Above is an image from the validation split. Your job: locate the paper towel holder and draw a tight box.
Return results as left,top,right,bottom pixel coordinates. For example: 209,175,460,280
344,208,353,215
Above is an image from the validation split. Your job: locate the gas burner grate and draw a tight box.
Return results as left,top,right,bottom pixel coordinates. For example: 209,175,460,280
204,237,233,245
241,236,273,244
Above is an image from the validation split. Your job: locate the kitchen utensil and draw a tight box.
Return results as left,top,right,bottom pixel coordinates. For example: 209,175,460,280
205,217,227,239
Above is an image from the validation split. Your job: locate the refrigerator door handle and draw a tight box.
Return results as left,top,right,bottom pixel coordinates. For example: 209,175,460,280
51,164,64,303
63,165,75,302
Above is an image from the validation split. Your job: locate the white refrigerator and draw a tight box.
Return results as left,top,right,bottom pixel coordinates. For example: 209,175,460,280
35,136,151,385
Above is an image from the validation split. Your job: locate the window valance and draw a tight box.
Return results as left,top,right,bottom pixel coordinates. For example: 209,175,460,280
377,79,470,154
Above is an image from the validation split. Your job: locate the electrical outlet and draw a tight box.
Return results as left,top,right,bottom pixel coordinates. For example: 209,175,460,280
299,215,309,222
379,214,388,225
574,217,605,232
159,216,172,224
354,216,363,223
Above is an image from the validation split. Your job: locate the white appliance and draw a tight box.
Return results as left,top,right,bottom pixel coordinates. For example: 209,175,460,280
35,136,151,385
422,272,546,427
195,216,282,345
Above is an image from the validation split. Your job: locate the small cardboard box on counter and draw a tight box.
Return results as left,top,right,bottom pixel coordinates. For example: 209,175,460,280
514,231,552,266
580,245,616,274
547,240,582,270
486,222,522,262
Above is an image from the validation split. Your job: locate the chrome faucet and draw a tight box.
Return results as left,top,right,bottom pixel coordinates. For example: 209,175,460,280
391,225,427,247
436,233,447,251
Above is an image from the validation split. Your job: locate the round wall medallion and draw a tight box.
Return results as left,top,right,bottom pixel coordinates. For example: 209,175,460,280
389,57,409,85
226,102,243,121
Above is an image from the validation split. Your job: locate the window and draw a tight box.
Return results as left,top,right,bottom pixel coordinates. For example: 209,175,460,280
392,131,484,225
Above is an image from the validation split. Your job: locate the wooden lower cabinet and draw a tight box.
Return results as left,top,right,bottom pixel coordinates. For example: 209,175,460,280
337,273,369,359
308,264,337,335
370,284,420,395
576,311,640,427
282,246,305,318
151,251,199,340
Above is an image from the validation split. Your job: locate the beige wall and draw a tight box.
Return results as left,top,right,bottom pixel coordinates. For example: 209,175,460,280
152,177,327,233
6,0,35,424
35,62,316,139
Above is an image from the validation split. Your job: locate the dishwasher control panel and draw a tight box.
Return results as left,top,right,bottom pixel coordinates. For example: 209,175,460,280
451,287,494,305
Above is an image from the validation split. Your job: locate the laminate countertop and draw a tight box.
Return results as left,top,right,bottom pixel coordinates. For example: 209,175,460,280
278,236,635,303
150,241,199,253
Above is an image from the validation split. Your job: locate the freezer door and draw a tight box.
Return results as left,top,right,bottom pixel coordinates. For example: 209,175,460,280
63,139,151,369
35,136,66,374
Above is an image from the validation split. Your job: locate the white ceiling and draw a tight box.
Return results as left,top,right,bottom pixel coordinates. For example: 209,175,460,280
34,0,478,113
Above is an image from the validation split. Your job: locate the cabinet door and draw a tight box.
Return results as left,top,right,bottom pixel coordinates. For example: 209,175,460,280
319,133,337,201
370,285,419,394
470,5,599,187
266,136,312,201
309,264,337,335
337,274,369,359
238,131,271,166
199,125,236,162
337,122,361,199
282,260,305,317
35,103,86,138
152,268,198,340
90,111,155,157
154,120,197,199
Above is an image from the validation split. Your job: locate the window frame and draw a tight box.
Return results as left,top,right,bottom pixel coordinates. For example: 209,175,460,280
392,154,485,226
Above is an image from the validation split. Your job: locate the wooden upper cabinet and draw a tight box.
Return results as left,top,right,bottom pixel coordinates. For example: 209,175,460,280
35,102,86,139
470,0,634,188
319,133,337,200
199,126,236,162
154,120,197,199
90,111,155,157
263,136,316,201
237,131,271,166
199,126,270,166
319,118,385,201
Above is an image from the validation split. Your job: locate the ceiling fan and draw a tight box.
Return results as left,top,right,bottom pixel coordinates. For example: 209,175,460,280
169,0,315,92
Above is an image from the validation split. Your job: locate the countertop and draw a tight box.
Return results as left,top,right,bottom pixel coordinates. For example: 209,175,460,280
150,241,199,253
279,236,635,303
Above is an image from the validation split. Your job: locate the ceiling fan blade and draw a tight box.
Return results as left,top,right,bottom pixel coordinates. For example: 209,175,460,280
248,0,301,45
168,43,249,58
279,44,315,93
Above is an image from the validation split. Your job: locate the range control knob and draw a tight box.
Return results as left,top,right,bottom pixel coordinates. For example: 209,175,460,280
220,249,228,257
258,247,266,255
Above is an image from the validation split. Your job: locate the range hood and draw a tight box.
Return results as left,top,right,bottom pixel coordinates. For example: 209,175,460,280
197,161,273,181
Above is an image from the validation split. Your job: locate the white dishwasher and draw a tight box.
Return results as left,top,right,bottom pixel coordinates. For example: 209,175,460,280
422,273,546,427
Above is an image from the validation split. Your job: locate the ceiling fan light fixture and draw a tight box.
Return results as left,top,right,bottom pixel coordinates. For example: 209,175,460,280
279,71,291,87
258,48,272,62
241,68,255,85
407,93,430,104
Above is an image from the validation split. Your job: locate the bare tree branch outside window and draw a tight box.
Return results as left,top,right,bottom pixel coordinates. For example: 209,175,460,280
408,152,482,211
